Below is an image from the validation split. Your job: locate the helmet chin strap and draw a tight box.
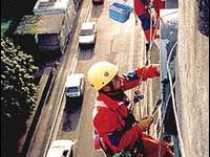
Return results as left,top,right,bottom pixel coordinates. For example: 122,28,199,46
99,78,126,100
100,88,125,101
108,90,125,101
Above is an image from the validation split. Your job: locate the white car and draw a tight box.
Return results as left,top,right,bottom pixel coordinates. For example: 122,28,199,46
46,140,74,157
65,73,85,98
79,22,97,47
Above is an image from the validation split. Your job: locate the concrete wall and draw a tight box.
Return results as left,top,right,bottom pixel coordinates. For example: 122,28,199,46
176,0,209,156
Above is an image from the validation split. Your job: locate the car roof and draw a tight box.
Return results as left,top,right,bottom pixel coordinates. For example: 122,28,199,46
65,73,84,88
46,140,74,157
81,22,96,30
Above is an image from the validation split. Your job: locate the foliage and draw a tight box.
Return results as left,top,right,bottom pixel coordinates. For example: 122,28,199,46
15,15,41,35
1,37,38,122
1,38,38,156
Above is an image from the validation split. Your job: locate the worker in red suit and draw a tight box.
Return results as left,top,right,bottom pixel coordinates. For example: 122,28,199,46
87,61,174,157
134,0,165,50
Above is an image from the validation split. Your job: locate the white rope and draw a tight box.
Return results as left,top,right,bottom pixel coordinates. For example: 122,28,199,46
166,42,186,157
157,83,175,157
152,41,177,157
148,0,160,53
133,49,149,118
155,41,181,157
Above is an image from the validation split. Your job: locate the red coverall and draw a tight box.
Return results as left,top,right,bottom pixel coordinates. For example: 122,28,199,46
93,66,172,156
134,0,165,42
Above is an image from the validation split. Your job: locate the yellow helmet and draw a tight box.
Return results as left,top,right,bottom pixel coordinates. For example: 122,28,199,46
87,61,118,90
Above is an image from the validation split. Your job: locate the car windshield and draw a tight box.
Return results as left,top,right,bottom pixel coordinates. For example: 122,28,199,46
67,87,79,93
80,29,93,36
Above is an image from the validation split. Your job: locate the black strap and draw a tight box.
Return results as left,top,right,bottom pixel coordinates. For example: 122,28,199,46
131,139,146,156
141,0,147,5
98,136,114,157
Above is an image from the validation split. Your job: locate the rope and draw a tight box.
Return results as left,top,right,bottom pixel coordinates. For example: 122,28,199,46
133,2,159,117
157,84,175,157
151,41,176,157
147,0,160,53
133,43,149,117
166,42,186,157
143,41,177,157
135,0,159,90
156,41,186,157
135,3,185,157
140,0,158,116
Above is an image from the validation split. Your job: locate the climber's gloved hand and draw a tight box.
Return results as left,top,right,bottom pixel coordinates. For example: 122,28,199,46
138,116,153,131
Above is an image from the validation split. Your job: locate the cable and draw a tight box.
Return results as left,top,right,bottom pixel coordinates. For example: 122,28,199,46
154,5,180,157
156,41,179,157
134,8,159,117
166,42,186,157
157,84,175,157
132,46,149,116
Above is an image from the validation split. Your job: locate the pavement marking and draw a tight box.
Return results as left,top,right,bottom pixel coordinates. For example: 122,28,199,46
42,0,93,156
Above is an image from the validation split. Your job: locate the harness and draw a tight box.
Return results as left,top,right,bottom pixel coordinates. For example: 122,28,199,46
94,102,146,157
112,151,132,157
99,137,146,157
97,132,145,157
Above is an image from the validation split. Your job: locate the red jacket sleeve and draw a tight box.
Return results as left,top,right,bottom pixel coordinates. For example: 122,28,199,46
121,65,160,91
135,65,160,81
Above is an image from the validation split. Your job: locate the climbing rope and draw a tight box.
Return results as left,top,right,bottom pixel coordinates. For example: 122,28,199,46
147,0,162,58
133,2,186,157
133,3,180,157
156,41,186,157
152,41,177,157
132,44,150,117
133,5,160,116
166,42,186,157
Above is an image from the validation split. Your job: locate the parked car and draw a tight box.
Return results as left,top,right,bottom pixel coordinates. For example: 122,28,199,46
46,139,75,157
92,0,104,5
65,73,85,98
79,22,97,48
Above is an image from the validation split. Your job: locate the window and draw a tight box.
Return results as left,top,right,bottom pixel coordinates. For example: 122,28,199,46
80,29,94,36
66,87,79,93
62,150,68,157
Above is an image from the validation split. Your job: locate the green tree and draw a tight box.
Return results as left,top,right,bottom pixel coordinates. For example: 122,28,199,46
1,38,38,157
